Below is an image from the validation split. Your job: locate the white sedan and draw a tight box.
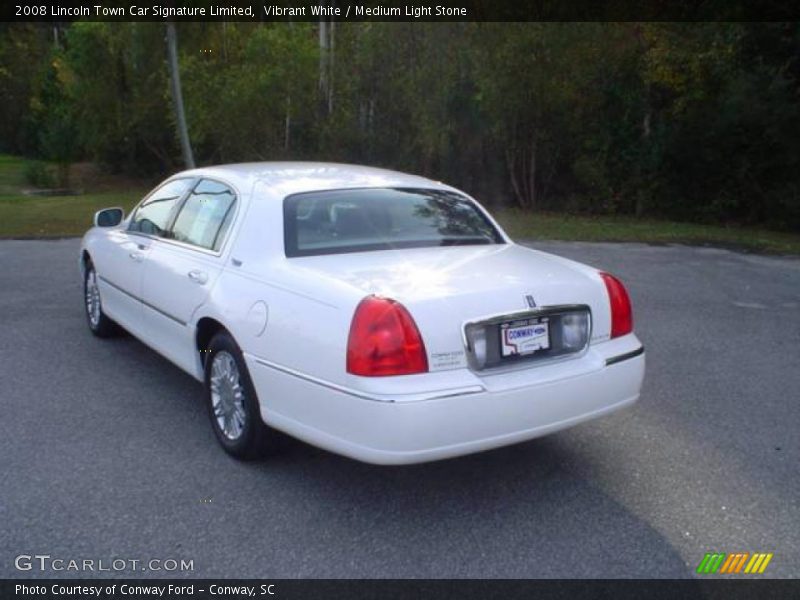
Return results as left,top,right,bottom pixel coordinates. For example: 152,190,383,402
80,163,645,464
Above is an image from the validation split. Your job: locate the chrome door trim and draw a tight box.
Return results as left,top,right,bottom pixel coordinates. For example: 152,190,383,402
98,274,187,326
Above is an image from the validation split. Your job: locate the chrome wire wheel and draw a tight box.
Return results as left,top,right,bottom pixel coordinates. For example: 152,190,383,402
210,351,247,441
85,268,101,328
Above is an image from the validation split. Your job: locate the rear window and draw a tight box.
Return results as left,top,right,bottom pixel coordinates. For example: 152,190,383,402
283,188,504,257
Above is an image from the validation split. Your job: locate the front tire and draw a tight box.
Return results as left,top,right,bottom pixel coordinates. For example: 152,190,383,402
205,332,275,460
84,263,119,338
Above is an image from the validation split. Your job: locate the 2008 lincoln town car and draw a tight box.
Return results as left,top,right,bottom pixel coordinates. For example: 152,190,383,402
80,163,645,464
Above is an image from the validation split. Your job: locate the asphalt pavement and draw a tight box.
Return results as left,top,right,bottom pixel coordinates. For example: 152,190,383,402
1,238,798,578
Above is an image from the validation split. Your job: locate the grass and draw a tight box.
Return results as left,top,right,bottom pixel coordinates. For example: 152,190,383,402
493,208,800,255
1,154,798,253
0,155,145,238
0,154,33,195
0,191,144,238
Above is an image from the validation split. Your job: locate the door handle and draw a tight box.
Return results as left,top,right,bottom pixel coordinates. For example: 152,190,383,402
129,251,144,262
188,270,208,284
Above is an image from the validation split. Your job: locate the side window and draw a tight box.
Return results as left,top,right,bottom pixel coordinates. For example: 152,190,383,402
129,179,193,237
170,179,236,251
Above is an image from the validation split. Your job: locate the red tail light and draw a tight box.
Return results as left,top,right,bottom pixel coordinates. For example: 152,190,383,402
600,272,633,338
346,296,428,376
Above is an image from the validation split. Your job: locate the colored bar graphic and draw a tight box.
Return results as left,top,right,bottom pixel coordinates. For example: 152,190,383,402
696,554,712,574
719,553,749,573
719,554,736,573
699,552,772,575
758,554,773,573
733,553,750,573
697,553,726,574
744,553,774,574
745,554,761,573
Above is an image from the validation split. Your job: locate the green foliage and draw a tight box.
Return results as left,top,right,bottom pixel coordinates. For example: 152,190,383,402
63,23,175,173
30,49,79,187
1,22,798,229
0,24,53,155
493,209,800,254
180,23,319,162
472,23,594,208
640,23,800,228
22,160,54,188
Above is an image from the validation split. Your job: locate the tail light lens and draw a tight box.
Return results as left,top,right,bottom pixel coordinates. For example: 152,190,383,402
600,272,633,338
347,296,428,376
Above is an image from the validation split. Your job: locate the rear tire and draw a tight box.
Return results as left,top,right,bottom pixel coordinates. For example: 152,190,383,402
84,263,120,338
204,331,275,460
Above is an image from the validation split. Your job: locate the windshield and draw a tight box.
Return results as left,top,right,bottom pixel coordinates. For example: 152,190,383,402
283,187,504,257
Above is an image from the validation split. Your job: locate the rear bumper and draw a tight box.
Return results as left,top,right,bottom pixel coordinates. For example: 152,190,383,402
245,343,645,465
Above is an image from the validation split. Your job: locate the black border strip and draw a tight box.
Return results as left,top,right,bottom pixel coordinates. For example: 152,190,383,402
5,0,800,22
2,579,797,599
605,345,645,366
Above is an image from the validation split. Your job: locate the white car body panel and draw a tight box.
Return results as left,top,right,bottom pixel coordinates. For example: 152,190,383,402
246,337,644,465
90,229,151,330
137,240,226,375
81,162,645,464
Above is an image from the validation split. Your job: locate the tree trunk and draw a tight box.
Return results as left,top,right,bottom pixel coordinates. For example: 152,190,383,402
318,8,335,115
222,22,228,62
636,109,651,217
319,18,328,113
284,94,292,152
319,19,327,88
166,23,195,169
328,16,335,114
529,138,537,211
635,24,651,219
506,147,525,209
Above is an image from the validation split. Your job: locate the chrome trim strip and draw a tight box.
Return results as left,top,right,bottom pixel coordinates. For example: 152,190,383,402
127,230,225,257
461,304,593,372
97,274,136,300
141,300,186,327
252,357,485,404
605,346,645,366
464,304,593,330
98,275,186,326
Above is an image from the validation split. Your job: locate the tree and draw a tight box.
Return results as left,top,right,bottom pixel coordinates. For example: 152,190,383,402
60,23,176,173
472,24,604,209
34,50,78,187
2,22,798,229
166,23,194,169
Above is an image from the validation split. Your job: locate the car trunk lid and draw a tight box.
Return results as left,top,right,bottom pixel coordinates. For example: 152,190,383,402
289,243,611,372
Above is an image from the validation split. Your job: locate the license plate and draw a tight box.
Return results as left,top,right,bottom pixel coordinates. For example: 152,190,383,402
500,318,550,357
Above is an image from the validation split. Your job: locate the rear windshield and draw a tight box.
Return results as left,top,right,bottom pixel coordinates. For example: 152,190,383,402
283,187,504,257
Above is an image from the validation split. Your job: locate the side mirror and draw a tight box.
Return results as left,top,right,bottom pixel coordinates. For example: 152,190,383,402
94,207,124,228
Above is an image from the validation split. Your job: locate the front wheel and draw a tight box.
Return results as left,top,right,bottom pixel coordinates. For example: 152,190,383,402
84,263,119,337
205,332,276,460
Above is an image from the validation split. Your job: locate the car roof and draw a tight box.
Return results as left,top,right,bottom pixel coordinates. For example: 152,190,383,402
173,162,451,198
